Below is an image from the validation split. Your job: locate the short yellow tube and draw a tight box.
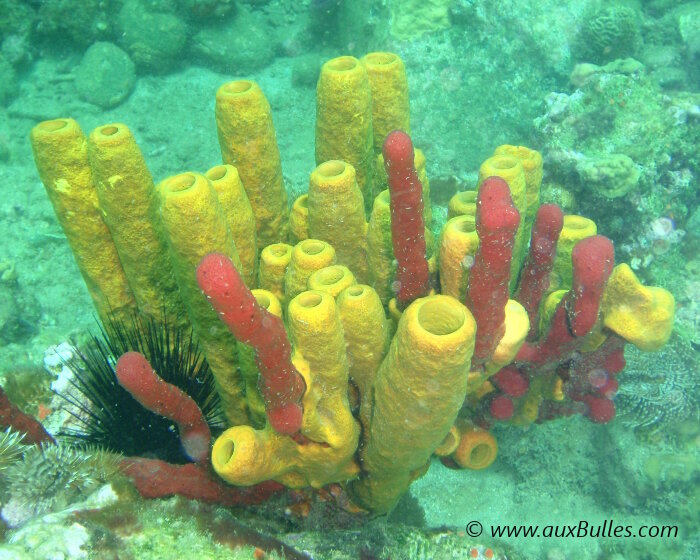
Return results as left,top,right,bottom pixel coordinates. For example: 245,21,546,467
308,265,356,298
257,243,293,303
284,239,337,301
289,193,309,245
438,214,479,301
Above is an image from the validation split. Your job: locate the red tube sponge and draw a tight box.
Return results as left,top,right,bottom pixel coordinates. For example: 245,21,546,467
116,351,211,464
515,204,564,336
196,252,305,435
383,130,430,309
466,176,521,364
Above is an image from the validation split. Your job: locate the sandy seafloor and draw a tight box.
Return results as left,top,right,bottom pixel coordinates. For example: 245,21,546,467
0,21,698,560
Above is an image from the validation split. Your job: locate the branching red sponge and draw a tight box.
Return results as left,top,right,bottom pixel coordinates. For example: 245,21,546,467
196,252,305,435
466,176,521,364
515,204,564,337
116,351,211,463
383,130,430,309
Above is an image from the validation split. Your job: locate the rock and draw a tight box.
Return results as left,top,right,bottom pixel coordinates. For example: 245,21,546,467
117,0,188,73
192,7,275,74
75,42,136,108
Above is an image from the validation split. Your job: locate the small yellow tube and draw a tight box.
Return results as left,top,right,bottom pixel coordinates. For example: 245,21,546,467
336,284,390,431
494,145,543,230
550,215,597,292
308,265,356,298
289,193,309,245
157,171,247,426
205,164,258,287
447,190,477,220
215,80,289,247
308,160,368,282
258,243,292,303
284,239,337,301
316,56,374,214
366,189,395,304
438,214,479,301
452,424,498,470
30,118,135,324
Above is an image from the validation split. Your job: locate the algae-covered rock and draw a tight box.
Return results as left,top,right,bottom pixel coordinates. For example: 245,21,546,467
192,8,274,74
75,42,136,108
575,153,640,199
118,0,188,73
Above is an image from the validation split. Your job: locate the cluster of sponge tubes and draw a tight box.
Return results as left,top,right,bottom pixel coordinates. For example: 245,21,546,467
29,53,675,515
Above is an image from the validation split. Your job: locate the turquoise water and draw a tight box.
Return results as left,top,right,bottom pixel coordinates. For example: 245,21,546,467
0,1,698,559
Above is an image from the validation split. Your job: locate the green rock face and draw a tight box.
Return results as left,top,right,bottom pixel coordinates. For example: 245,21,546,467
75,42,136,109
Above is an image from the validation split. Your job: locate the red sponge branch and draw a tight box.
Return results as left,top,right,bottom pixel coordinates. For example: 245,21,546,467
383,130,431,309
515,204,564,338
116,351,211,464
196,252,305,435
0,386,55,445
466,176,521,364
517,235,615,366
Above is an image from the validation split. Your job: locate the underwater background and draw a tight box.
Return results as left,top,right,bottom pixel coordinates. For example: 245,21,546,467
0,0,698,559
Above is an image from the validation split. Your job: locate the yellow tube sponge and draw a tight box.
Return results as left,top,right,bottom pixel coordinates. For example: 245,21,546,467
336,284,390,406
601,264,675,351
284,239,337,301
447,190,477,220
494,145,543,228
212,292,360,488
315,56,374,213
550,215,597,292
438,214,479,300
87,123,185,325
366,189,395,304
361,52,410,154
205,165,258,287
258,243,292,302
308,265,356,298
452,423,498,470
215,80,289,247
308,160,368,282
350,295,476,513
30,118,136,324
289,193,309,245
478,155,528,291
157,172,248,426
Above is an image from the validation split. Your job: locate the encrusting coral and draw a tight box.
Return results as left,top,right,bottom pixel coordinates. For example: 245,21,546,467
19,52,675,515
